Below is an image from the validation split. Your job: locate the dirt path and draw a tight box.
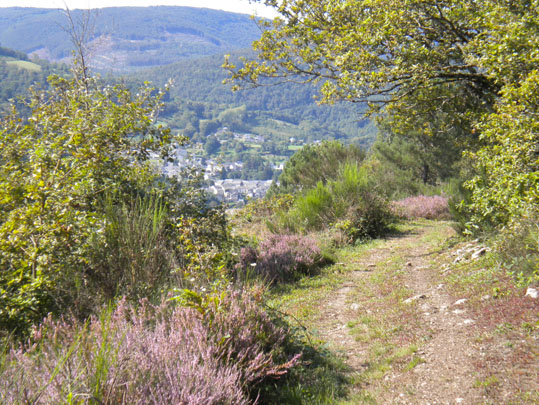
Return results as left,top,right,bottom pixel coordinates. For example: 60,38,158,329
314,222,489,404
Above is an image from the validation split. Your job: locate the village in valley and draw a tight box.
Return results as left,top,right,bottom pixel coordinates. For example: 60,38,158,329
162,127,305,205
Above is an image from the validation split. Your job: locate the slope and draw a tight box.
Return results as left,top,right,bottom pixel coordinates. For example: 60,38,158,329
127,51,376,148
0,6,262,71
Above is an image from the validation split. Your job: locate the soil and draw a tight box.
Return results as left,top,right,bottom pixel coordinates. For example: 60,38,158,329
312,222,539,404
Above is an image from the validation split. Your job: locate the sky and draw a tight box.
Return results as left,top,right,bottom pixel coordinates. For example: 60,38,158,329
0,0,279,18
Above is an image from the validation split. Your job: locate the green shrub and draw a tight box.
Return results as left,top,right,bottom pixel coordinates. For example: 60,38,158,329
268,140,365,196
272,163,395,243
493,215,539,286
0,69,232,338
0,72,178,337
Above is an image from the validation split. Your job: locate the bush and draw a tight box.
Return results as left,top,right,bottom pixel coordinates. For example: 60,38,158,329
392,195,450,220
336,192,394,243
271,163,395,243
204,288,301,386
0,290,300,404
0,72,181,337
492,215,539,286
236,234,323,283
268,140,365,196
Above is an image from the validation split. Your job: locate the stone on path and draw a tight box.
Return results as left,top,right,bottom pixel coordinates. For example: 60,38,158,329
525,287,538,299
404,294,427,304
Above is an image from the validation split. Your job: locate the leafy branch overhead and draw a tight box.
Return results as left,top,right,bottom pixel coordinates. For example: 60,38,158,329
227,0,539,230
225,0,500,107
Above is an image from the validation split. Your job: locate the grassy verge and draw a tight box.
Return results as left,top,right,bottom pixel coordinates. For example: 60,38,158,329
438,245,539,403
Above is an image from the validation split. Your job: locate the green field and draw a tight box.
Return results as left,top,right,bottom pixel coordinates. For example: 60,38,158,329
5,59,41,72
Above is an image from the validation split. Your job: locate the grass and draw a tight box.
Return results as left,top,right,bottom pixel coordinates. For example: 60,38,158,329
268,261,349,324
288,145,303,151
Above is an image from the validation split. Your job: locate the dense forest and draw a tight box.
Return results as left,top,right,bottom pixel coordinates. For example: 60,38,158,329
128,51,376,145
0,48,70,112
0,2,538,403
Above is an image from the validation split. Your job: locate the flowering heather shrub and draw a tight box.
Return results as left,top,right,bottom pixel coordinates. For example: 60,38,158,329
0,292,300,404
237,234,322,283
206,289,301,385
392,195,450,220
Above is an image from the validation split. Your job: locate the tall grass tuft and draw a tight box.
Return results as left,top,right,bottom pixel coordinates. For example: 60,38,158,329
272,163,394,242
86,193,175,303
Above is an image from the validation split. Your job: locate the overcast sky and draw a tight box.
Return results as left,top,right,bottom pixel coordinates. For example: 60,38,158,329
0,0,278,18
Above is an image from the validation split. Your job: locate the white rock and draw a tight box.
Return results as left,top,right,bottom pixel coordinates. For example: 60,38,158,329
350,303,361,311
453,298,467,306
453,309,465,315
525,287,538,299
456,398,465,404
471,247,488,260
462,319,475,325
404,294,427,304
437,284,444,289
481,295,491,301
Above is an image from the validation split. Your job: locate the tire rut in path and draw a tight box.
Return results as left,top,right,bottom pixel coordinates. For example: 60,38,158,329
314,223,485,404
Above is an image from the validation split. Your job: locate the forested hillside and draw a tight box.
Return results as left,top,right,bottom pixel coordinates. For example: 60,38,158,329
127,51,375,147
0,7,262,71
0,46,70,112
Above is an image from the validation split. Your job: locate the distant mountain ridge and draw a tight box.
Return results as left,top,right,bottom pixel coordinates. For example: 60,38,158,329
0,6,377,152
0,6,262,71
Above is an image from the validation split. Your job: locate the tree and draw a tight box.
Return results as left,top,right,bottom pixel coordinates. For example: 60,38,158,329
204,135,221,155
229,0,539,229
224,0,499,183
0,68,183,335
269,140,365,195
466,71,539,227
460,0,539,228
226,0,497,113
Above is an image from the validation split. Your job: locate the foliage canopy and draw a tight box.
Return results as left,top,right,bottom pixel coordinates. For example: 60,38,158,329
0,70,183,335
229,0,539,230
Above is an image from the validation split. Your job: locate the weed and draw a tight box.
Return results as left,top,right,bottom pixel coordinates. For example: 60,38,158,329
404,356,425,371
